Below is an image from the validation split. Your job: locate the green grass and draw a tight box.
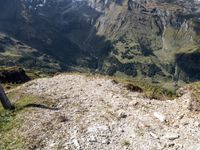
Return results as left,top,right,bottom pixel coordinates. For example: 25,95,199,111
0,66,22,71
112,75,177,100
0,94,55,150
0,109,23,150
0,51,21,58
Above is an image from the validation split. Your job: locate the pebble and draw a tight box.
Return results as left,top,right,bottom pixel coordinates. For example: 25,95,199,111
118,110,127,118
150,132,159,139
119,128,125,133
164,133,180,140
89,136,97,142
194,121,200,127
128,100,139,106
168,143,175,147
113,95,119,98
102,139,110,144
195,144,200,150
72,139,81,149
153,112,166,122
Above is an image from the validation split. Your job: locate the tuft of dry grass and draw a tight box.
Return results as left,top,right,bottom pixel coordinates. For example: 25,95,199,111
121,140,130,147
186,82,200,111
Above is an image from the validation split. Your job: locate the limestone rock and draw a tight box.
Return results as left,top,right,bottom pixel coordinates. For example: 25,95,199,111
118,110,127,118
164,133,180,140
153,112,166,122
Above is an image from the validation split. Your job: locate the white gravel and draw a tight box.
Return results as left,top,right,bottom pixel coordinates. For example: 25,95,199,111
17,74,200,150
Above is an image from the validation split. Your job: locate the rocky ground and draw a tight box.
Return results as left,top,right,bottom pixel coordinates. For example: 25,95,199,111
13,73,200,150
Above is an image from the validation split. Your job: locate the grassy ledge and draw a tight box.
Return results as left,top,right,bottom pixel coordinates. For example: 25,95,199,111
111,76,177,100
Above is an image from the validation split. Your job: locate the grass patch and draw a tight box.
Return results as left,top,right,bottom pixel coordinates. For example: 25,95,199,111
142,85,176,100
0,109,23,150
0,94,55,149
112,76,177,100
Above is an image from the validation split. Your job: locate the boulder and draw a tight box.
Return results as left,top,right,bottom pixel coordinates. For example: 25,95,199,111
0,67,30,83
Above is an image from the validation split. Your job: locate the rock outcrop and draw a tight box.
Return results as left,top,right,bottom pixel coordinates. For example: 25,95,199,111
0,67,30,83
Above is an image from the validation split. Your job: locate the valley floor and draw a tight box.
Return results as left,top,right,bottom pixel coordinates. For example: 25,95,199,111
1,74,200,150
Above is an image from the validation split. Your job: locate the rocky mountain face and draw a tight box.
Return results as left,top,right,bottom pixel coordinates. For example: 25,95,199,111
0,0,200,83
0,32,61,72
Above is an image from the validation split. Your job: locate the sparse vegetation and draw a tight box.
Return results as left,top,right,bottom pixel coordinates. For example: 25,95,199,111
63,71,178,100
0,109,23,150
190,82,200,100
122,140,131,147
186,82,200,111
124,83,143,93
0,94,55,150
1,0,200,149
112,75,177,100
0,73,198,149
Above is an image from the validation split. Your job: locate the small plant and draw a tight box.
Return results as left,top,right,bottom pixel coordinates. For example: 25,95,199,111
122,140,130,147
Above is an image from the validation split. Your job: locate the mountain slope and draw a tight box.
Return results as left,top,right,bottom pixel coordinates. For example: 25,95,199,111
0,32,62,72
0,0,200,83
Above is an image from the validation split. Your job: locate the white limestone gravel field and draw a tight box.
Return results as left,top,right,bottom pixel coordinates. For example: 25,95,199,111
14,74,200,150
